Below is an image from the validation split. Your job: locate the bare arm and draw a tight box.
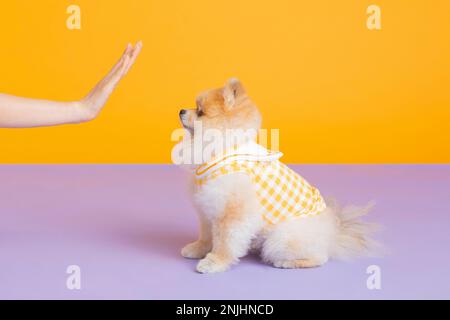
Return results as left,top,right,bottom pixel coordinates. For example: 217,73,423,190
0,42,142,128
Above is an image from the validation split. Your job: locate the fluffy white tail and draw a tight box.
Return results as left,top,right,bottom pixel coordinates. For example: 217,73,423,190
328,199,383,260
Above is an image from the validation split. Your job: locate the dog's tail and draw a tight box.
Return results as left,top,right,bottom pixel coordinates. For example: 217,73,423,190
328,198,383,261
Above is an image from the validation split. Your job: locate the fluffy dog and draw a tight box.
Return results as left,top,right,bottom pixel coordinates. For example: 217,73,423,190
177,78,379,273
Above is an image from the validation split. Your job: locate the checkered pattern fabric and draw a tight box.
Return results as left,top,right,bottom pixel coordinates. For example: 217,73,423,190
194,152,327,225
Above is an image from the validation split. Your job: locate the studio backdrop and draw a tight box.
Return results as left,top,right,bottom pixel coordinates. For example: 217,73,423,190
1,0,449,163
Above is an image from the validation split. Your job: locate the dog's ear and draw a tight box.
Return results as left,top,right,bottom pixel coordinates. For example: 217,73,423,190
223,78,246,110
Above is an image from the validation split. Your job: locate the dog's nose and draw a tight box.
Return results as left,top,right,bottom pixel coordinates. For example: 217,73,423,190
179,109,187,116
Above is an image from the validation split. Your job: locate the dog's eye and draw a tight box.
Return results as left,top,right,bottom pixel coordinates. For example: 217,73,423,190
197,109,204,117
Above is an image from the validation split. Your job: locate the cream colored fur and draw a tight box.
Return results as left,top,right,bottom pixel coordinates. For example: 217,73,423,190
178,78,380,273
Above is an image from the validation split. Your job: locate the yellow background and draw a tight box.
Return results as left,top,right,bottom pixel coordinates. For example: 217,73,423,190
1,0,449,164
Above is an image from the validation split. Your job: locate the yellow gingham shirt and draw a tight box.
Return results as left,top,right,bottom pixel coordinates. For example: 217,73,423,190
194,143,327,225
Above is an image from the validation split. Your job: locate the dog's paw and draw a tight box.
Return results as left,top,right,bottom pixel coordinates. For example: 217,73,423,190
196,254,230,274
181,241,211,259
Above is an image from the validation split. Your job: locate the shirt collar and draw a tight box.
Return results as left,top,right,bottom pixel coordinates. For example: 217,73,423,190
194,141,283,178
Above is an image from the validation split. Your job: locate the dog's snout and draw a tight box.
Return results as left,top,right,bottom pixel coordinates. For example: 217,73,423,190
179,109,187,116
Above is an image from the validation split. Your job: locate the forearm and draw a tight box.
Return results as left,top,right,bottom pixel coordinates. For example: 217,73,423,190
0,94,88,128
0,42,141,129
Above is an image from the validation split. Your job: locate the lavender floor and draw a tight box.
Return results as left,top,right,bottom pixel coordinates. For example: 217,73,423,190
0,165,449,300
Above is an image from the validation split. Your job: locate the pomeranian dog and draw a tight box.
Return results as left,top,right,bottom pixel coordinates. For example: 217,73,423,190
177,78,380,273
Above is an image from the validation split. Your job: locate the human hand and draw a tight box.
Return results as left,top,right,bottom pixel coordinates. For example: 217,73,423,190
79,41,143,121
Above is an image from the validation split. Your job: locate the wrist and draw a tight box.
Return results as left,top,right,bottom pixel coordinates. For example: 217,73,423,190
75,99,97,123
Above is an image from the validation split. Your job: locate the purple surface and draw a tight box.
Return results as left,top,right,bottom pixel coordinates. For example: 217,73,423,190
0,164,449,300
